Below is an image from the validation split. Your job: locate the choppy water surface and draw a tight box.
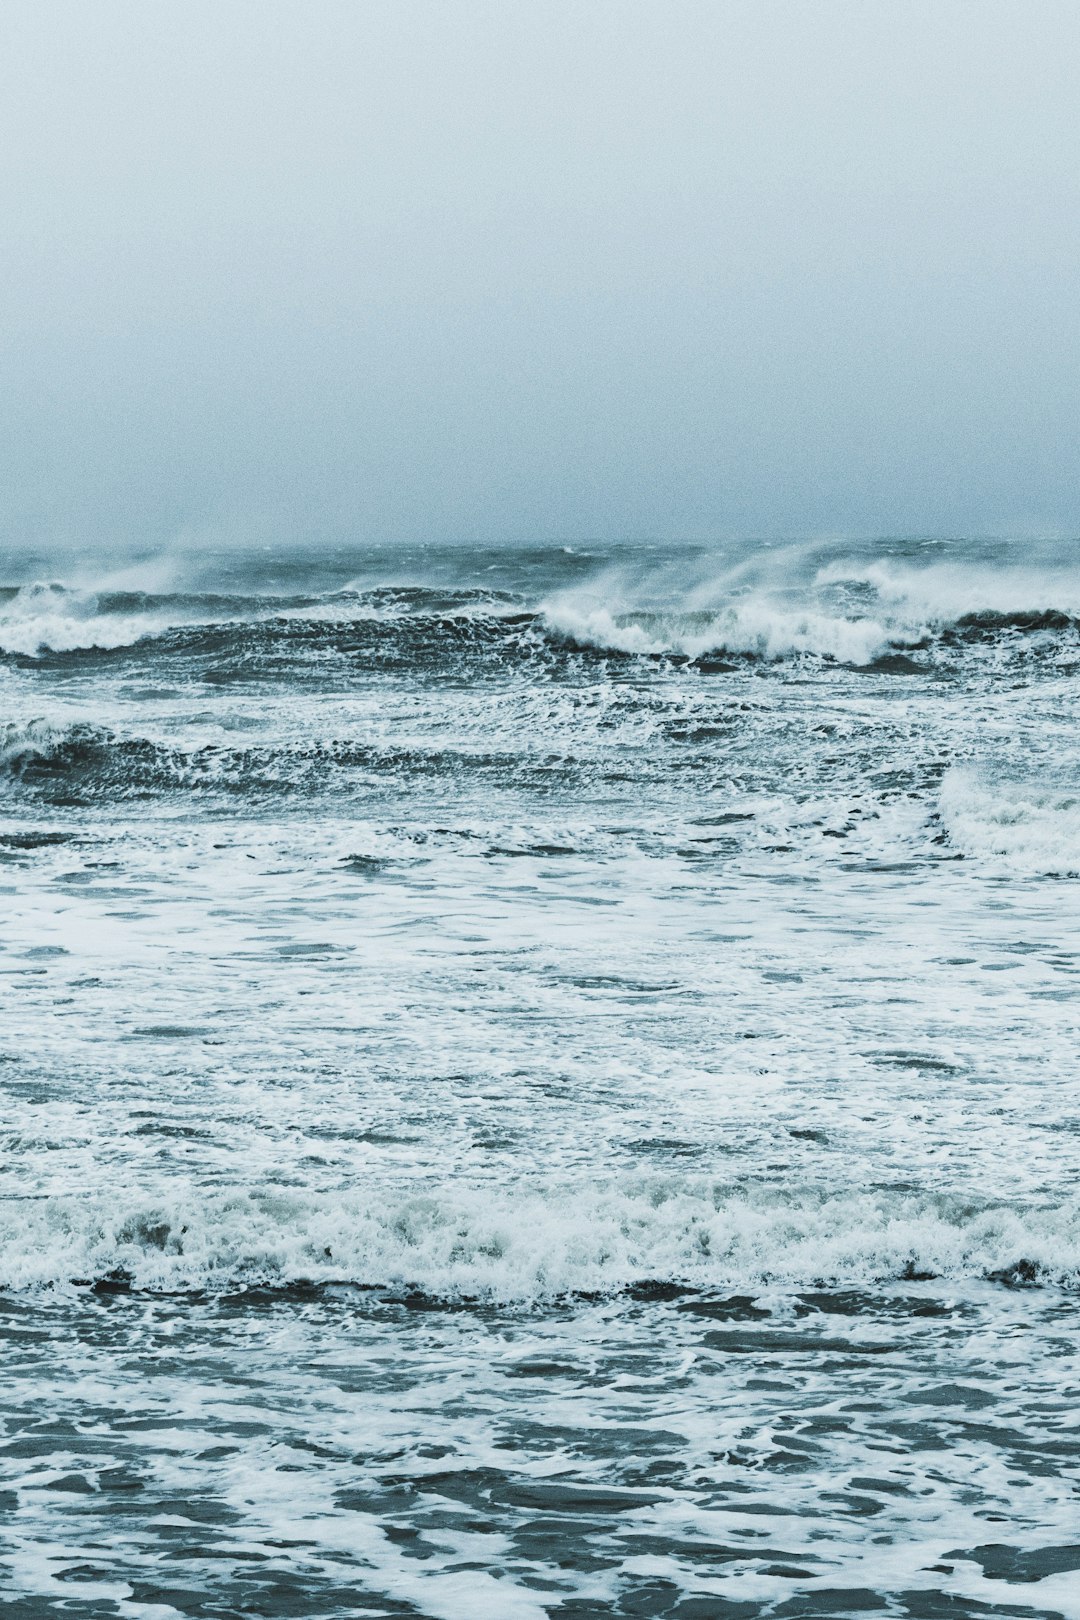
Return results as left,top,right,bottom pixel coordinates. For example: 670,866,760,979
2,537,1079,1618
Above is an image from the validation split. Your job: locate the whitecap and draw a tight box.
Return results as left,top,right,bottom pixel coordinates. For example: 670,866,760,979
4,1180,1079,1299
940,767,1080,876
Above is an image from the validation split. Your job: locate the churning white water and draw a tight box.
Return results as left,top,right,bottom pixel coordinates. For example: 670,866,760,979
2,536,1079,1618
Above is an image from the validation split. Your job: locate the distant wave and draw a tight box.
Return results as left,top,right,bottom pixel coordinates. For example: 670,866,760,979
2,1180,1078,1298
0,578,533,648
815,556,1080,623
540,559,1080,665
0,582,183,656
4,561,1079,666
540,600,906,663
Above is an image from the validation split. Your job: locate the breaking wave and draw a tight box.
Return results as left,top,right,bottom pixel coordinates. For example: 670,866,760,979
940,767,1080,876
0,581,529,662
2,1181,1078,1298
815,555,1080,623
540,600,904,664
0,582,227,657
5,547,1080,668
539,552,1080,664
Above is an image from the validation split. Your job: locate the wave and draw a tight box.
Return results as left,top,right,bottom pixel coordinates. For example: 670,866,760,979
0,583,184,656
0,719,558,800
6,550,1080,667
541,600,905,664
815,556,1080,624
539,555,1080,665
0,581,526,660
1,719,188,794
940,768,1080,876
2,1180,1078,1298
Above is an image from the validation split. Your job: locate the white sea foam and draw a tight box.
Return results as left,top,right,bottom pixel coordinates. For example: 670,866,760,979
541,598,901,663
0,584,175,656
0,578,518,656
3,1182,1078,1298
817,556,1080,622
4,535,1080,1613
0,718,68,775
940,767,1080,876
540,544,1080,663
7,543,1077,660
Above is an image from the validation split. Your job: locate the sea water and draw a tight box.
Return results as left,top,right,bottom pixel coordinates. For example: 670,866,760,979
1,537,1079,1618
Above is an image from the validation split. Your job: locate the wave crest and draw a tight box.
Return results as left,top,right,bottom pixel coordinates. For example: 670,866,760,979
542,601,903,664
940,768,1080,876
3,1181,1079,1298
7,547,1080,666
0,583,180,656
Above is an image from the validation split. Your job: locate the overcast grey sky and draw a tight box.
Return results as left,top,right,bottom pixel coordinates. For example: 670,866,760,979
2,1,1078,549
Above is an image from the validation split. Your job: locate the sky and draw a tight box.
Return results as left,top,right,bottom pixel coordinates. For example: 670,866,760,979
2,0,1079,550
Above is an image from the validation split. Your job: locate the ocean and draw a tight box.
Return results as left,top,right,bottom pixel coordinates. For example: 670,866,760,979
1,536,1079,1619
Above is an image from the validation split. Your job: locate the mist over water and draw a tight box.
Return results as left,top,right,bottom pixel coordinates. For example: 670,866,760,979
4,1,1080,546
3,533,1080,1615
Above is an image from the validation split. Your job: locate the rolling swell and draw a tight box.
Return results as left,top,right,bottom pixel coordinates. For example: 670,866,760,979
1,592,548,677
0,719,580,801
5,571,1080,675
